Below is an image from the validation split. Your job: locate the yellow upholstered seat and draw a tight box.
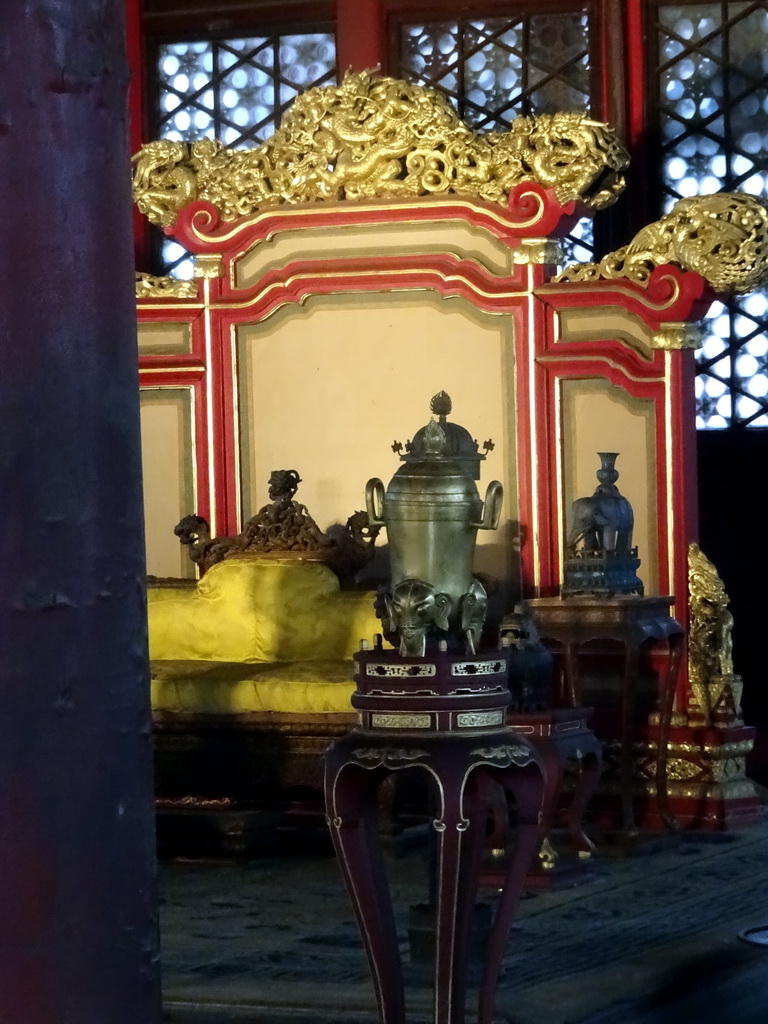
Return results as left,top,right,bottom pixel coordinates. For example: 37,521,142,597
148,558,383,716
150,659,356,715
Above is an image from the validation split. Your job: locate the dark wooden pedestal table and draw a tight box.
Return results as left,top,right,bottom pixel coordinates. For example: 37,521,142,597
528,596,684,835
509,707,603,865
324,648,545,1024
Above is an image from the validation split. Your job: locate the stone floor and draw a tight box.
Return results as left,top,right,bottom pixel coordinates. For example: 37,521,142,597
161,812,768,1024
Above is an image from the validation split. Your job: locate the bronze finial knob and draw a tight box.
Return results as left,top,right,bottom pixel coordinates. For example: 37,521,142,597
430,391,452,418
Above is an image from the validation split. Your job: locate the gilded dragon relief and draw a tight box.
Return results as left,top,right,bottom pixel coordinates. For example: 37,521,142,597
556,192,768,293
132,70,629,226
135,272,197,299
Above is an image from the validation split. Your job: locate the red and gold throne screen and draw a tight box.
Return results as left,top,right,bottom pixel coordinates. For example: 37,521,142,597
134,72,768,828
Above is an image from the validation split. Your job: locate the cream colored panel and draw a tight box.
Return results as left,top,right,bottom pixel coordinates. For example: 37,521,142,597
137,322,191,355
140,389,195,579
235,219,512,287
561,379,658,594
558,307,656,361
238,292,519,598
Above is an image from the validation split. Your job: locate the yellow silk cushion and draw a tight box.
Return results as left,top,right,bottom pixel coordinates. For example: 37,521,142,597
150,659,356,715
147,557,381,664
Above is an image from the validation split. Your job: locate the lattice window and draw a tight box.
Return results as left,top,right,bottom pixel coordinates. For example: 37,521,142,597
657,2,768,427
396,11,595,265
155,33,337,277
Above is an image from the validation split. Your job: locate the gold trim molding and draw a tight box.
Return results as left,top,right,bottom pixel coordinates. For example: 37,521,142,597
647,710,689,728
666,756,748,783
651,321,704,350
601,777,756,801
512,238,563,265
193,255,225,279
556,192,768,294
132,71,628,227
135,272,197,299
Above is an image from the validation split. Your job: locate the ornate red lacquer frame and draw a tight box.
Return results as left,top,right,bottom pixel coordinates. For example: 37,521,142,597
137,184,705,656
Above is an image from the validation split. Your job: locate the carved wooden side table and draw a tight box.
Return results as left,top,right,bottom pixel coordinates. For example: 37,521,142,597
527,596,684,835
324,648,545,1024
508,707,603,859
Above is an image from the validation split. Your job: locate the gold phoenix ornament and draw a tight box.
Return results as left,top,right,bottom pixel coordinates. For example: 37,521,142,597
557,192,768,294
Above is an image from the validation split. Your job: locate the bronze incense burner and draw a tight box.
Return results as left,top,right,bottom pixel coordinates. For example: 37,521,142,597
365,391,503,655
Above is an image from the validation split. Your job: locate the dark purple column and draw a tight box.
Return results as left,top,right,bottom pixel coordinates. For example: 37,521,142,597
0,3,162,1022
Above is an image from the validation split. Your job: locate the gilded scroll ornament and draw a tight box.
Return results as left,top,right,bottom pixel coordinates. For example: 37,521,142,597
135,272,197,299
511,239,563,264
557,192,768,293
132,71,628,226
193,255,225,279
688,542,744,726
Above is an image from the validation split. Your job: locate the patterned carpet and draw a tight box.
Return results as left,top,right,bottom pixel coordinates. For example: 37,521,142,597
161,814,768,1024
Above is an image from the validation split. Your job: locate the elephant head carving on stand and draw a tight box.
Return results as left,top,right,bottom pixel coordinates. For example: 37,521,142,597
383,578,452,657
459,579,488,656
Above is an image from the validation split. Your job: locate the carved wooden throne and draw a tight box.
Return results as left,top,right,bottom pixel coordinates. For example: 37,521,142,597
134,71,767,832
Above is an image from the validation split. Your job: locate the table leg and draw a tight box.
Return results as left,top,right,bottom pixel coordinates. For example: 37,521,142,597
477,761,545,1024
564,741,602,855
324,755,405,1024
621,644,639,837
431,765,487,1024
563,643,580,707
535,742,566,863
656,632,684,831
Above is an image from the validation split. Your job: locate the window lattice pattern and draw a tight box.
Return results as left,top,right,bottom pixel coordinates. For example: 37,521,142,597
397,12,594,266
398,15,591,128
658,3,768,427
156,33,336,277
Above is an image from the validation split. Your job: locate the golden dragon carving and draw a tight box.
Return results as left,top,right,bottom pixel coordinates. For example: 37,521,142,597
135,272,197,298
556,192,768,293
132,70,628,226
687,542,743,725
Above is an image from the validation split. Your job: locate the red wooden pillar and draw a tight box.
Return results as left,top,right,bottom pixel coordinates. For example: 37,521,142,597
0,3,162,1022
625,0,648,152
336,0,387,73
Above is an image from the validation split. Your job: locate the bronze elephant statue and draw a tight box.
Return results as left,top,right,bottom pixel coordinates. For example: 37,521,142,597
567,489,634,554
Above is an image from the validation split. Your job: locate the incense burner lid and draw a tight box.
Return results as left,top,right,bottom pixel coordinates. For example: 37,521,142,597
393,392,493,481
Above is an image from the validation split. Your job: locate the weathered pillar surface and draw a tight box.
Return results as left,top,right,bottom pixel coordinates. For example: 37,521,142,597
0,3,162,1022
